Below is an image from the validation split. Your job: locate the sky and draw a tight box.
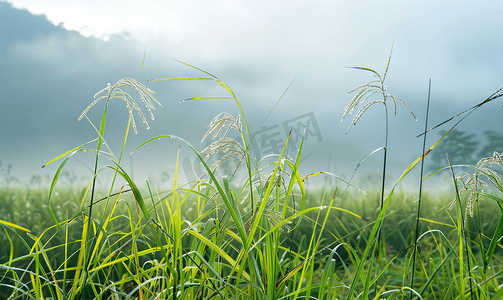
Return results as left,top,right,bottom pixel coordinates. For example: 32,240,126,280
1,0,502,191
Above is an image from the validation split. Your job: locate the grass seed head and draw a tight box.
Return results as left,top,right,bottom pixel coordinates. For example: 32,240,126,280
78,78,159,134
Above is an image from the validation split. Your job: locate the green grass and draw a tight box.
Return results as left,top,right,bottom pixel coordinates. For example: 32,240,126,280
1,185,502,299
1,57,503,299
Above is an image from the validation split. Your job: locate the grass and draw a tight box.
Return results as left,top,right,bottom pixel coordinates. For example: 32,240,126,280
341,43,417,298
1,54,503,299
1,184,502,299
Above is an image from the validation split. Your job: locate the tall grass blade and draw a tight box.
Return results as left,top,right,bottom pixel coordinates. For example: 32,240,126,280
42,138,98,168
173,59,219,79
0,220,32,233
47,150,81,227
411,78,432,296
417,86,503,137
485,204,503,270
148,77,215,81
260,73,300,126
186,230,251,281
139,45,146,79
447,153,474,300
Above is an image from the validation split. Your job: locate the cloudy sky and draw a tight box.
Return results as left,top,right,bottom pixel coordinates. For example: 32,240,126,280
1,0,502,190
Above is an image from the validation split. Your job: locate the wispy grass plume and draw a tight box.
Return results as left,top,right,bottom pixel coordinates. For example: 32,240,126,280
78,78,160,134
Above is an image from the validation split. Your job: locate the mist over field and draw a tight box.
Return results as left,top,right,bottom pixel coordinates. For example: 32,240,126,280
1,0,502,190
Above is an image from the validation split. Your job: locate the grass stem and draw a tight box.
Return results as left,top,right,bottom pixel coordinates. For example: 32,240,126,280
411,78,432,296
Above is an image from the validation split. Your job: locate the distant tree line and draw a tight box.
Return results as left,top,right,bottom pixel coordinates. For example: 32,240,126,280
429,129,503,171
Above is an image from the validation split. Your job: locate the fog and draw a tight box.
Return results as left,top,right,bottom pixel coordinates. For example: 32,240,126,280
1,1,502,192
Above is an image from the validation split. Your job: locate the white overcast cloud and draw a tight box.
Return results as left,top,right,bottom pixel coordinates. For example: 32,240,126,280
7,0,306,42
7,0,502,83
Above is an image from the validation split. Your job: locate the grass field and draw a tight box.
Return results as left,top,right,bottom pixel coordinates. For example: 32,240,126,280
1,56,502,299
